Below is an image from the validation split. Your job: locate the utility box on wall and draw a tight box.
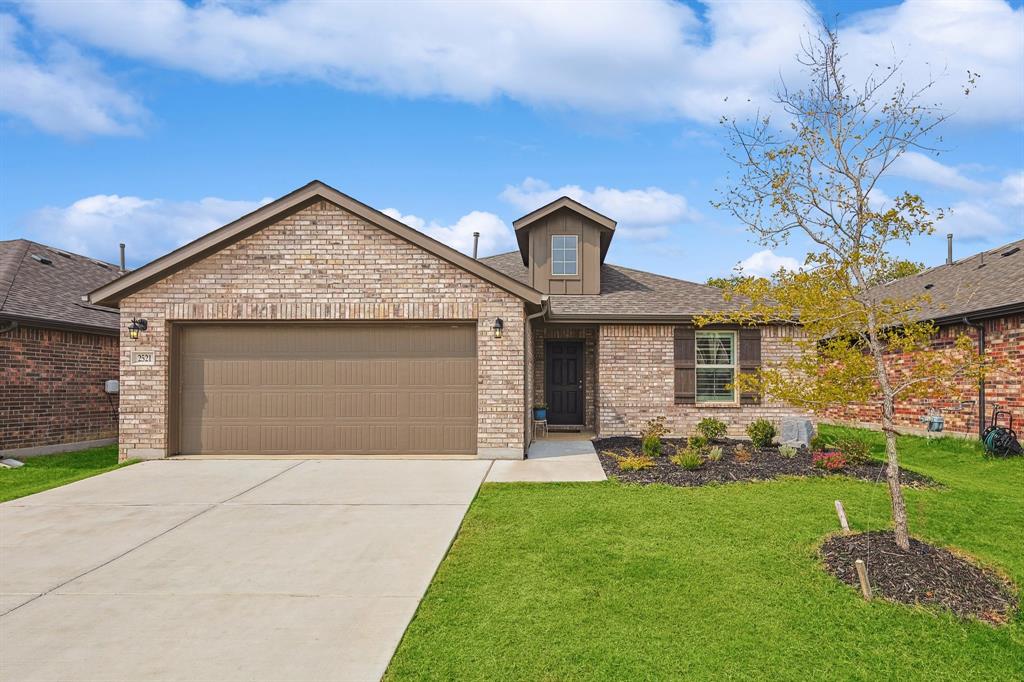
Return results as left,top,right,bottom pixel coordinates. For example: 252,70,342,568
104,379,120,395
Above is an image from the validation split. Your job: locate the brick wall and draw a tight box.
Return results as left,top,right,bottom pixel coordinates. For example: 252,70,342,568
532,324,598,430
0,324,119,451
596,324,813,438
825,314,1023,437
118,200,526,460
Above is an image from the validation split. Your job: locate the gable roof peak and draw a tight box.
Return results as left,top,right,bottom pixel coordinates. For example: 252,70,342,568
512,195,616,232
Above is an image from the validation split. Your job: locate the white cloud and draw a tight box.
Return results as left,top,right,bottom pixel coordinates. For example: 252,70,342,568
890,152,985,193
0,14,144,137
501,178,696,240
737,250,801,277
13,0,1023,129
381,208,514,257
997,171,1024,207
23,194,271,265
942,201,1013,241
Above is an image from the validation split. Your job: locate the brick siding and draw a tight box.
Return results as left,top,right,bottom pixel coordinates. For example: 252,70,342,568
596,324,813,438
0,324,119,450
118,200,526,461
825,314,1023,437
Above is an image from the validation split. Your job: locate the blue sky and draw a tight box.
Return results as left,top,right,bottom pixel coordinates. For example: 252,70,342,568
1,0,1022,282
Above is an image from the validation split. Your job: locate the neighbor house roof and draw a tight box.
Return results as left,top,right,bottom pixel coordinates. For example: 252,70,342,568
88,180,544,307
481,251,743,321
0,239,121,334
876,237,1024,323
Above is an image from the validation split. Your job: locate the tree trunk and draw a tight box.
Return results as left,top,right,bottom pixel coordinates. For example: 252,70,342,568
880,395,910,550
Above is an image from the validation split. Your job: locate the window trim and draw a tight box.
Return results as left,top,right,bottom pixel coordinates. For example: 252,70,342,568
694,330,738,405
550,234,579,277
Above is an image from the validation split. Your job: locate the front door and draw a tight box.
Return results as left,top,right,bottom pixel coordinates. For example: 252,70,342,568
546,340,584,425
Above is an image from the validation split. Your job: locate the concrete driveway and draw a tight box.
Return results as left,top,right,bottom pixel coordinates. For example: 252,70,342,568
0,458,490,682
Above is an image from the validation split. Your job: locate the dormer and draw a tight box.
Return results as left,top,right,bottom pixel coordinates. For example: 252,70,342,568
512,197,616,295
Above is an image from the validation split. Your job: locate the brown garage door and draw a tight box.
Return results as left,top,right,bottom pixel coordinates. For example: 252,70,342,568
176,323,477,455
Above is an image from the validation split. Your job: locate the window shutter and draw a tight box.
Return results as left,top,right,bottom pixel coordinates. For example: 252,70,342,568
674,326,696,404
738,327,762,405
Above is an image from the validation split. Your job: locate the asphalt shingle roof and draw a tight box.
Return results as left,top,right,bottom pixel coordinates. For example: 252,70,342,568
480,251,743,319
0,239,122,333
876,237,1024,322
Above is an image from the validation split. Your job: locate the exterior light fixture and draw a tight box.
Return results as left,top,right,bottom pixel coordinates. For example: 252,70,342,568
492,317,504,339
128,317,148,340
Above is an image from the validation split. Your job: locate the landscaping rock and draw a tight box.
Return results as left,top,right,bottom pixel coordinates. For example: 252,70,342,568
780,418,815,447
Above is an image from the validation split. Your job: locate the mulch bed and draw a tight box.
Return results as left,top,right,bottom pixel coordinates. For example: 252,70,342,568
594,437,935,488
821,531,1018,624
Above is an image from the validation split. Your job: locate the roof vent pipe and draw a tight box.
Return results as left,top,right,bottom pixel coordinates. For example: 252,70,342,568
946,233,953,265
119,243,126,271
472,232,480,259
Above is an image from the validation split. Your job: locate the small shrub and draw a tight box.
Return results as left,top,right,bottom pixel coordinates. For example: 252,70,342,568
688,434,709,452
613,449,655,471
835,436,873,465
778,444,798,459
809,434,828,451
706,445,724,462
733,444,752,463
746,419,776,448
641,434,663,458
812,451,847,471
640,416,669,441
696,417,728,441
671,448,703,470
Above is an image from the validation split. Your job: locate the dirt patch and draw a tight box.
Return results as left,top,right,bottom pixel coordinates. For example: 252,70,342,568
821,531,1018,624
594,437,935,488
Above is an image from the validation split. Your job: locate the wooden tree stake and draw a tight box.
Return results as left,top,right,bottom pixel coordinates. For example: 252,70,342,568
855,559,872,601
834,500,850,532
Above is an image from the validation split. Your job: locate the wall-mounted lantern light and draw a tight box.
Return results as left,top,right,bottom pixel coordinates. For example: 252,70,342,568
492,317,504,339
128,317,148,340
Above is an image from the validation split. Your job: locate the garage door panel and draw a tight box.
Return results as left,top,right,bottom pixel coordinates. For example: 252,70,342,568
177,323,477,455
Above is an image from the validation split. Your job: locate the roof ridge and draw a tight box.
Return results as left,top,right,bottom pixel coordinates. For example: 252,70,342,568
0,239,31,312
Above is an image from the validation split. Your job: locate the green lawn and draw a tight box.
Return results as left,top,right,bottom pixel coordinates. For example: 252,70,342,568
387,426,1024,680
0,445,132,503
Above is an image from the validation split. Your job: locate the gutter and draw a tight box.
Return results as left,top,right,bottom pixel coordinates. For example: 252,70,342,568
962,316,986,439
526,295,550,324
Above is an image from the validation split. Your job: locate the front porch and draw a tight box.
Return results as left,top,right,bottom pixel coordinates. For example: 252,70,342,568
531,323,598,433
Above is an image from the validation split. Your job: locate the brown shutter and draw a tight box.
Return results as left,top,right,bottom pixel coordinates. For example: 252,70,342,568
738,327,762,405
674,326,696,404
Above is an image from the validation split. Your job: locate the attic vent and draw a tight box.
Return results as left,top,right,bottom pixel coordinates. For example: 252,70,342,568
1002,247,1020,257
54,251,72,259
924,283,934,290
30,254,52,265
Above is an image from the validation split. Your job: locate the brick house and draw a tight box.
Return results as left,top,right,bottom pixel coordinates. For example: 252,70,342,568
88,181,811,461
826,238,1024,438
1,240,122,456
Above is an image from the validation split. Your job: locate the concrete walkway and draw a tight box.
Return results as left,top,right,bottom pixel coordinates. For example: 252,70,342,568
486,439,606,483
0,459,490,682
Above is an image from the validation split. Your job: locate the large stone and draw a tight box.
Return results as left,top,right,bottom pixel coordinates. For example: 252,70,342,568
781,418,815,447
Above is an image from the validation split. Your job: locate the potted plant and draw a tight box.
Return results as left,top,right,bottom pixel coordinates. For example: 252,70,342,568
533,403,547,421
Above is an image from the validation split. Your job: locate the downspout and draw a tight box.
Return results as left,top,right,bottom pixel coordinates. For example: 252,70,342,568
524,296,550,456
962,316,986,439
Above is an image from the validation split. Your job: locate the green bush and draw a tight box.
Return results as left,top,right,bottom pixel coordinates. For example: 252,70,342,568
706,446,724,462
640,416,669,441
671,448,703,470
835,436,873,465
642,434,663,458
688,434,709,452
696,417,728,441
778,444,798,459
809,434,828,451
746,419,776,448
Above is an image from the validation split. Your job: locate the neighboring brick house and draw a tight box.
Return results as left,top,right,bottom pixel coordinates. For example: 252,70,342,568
88,181,810,462
1,240,122,455
826,238,1024,438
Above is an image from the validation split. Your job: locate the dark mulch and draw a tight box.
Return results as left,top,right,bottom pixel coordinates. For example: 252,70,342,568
594,437,935,488
821,531,1018,624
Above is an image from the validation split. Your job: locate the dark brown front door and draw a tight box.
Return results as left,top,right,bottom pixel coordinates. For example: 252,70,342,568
546,340,583,425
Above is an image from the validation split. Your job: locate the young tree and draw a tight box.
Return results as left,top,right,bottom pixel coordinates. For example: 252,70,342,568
704,28,985,550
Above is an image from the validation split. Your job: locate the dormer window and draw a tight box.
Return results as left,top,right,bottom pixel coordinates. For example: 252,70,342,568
551,235,578,276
